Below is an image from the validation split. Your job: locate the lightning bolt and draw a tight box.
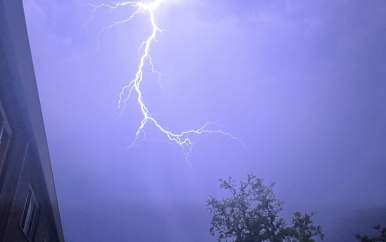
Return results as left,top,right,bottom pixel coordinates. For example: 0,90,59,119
86,0,244,159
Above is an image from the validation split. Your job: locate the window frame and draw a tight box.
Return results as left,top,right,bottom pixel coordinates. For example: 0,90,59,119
20,187,39,241
0,100,11,175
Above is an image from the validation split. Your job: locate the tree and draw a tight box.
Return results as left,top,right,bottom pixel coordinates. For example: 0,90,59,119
355,225,386,242
207,174,324,242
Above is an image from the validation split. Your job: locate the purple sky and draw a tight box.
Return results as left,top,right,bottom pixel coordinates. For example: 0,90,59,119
23,0,386,241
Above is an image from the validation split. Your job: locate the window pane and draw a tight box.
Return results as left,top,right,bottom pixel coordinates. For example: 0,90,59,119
0,127,9,173
21,191,32,232
0,112,3,128
21,190,39,239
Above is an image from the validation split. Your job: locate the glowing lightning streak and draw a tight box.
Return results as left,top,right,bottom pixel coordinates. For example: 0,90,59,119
86,0,244,158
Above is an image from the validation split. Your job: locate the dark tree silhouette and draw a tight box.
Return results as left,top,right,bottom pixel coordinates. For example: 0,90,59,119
207,174,323,242
356,225,386,242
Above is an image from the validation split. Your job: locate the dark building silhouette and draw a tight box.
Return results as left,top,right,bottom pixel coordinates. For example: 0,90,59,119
0,0,64,241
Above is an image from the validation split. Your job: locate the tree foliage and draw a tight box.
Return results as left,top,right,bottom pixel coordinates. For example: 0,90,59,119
207,174,323,242
355,225,386,242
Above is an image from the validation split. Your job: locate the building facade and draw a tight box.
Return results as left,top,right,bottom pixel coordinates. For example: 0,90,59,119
0,0,64,241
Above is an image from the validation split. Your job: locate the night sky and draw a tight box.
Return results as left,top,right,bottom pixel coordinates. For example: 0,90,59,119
23,0,386,241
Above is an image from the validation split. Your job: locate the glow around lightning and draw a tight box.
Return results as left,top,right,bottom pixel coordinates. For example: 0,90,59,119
87,0,243,158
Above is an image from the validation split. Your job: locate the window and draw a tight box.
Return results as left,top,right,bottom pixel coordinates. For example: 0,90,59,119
0,121,10,158
0,102,11,174
21,189,39,240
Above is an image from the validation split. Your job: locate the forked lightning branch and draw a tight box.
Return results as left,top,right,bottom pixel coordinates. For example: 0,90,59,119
85,0,243,158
